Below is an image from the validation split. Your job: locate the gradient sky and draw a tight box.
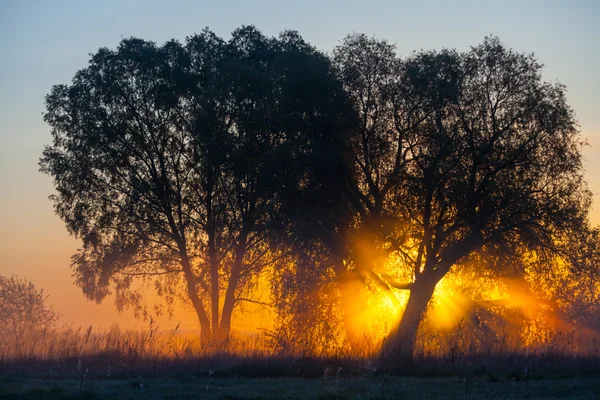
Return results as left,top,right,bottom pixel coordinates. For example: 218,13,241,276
1,0,599,330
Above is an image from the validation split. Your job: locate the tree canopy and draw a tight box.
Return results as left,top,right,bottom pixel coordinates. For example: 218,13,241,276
40,26,353,340
327,34,591,357
41,27,596,359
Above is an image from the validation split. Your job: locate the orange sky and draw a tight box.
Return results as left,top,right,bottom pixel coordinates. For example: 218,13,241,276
1,1,599,331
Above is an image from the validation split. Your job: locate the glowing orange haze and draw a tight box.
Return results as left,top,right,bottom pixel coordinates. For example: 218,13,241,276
1,140,600,336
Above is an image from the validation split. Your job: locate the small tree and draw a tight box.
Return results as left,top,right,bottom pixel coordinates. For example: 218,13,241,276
0,275,60,341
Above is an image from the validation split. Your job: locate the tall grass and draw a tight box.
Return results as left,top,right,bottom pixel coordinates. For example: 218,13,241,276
1,319,598,379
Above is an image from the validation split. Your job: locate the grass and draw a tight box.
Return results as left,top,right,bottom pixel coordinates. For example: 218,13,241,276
2,322,598,378
2,375,600,400
1,322,599,399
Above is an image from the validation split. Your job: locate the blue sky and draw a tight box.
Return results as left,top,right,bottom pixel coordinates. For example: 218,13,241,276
0,0,598,326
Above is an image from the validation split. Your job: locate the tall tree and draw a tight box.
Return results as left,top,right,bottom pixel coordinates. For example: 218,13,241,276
40,26,351,341
332,35,591,359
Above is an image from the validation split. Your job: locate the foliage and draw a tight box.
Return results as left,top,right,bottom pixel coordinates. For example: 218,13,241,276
40,26,353,340
326,34,592,357
40,27,598,358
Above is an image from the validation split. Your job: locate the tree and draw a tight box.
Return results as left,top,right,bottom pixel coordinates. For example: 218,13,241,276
0,275,60,341
331,35,590,359
40,26,352,341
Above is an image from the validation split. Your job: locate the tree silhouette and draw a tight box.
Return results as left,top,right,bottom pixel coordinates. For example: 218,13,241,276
0,275,60,342
332,35,590,359
40,26,352,341
40,27,594,358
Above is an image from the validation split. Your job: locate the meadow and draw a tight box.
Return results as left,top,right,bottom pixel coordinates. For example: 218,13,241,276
1,324,599,399
3,375,600,400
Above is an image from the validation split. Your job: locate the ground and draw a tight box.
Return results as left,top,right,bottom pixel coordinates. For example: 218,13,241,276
1,376,600,400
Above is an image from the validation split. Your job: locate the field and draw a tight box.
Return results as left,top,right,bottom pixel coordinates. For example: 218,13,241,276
1,325,599,399
2,375,600,400
2,353,599,400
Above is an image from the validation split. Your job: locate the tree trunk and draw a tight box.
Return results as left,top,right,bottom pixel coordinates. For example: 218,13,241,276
178,252,212,342
218,301,234,341
381,276,438,362
208,230,220,339
219,230,249,341
205,168,220,340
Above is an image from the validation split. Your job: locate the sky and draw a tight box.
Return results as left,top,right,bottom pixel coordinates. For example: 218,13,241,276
1,0,599,330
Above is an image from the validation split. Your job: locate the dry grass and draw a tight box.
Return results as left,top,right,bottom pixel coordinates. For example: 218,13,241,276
0,318,598,382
